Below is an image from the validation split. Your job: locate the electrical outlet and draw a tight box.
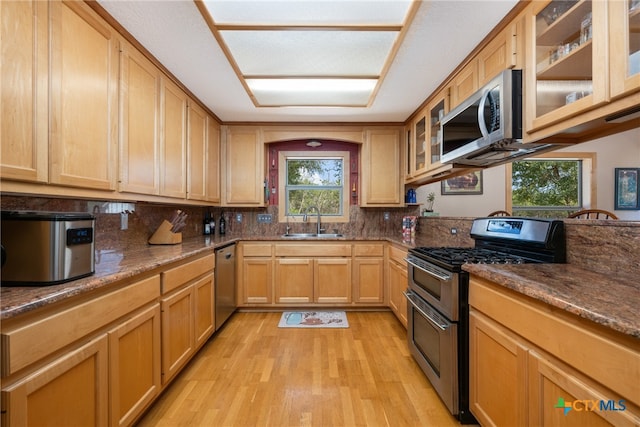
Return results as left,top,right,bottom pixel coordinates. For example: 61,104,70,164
236,213,243,223
257,214,272,223
450,227,457,235
383,212,390,221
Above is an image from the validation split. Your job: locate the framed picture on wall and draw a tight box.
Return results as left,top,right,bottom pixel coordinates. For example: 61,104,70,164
441,171,483,195
614,168,640,210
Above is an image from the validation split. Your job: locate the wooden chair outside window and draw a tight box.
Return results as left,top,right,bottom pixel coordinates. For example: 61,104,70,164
488,210,511,217
567,209,618,219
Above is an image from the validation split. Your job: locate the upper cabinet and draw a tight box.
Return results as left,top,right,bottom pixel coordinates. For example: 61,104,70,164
526,0,607,132
0,0,48,183
222,126,265,206
187,100,207,201
119,42,161,196
205,117,221,204
160,78,188,198
609,0,640,99
361,128,403,206
525,0,640,140
49,1,118,191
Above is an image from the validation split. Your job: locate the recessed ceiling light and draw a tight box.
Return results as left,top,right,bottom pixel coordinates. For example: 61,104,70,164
196,0,419,108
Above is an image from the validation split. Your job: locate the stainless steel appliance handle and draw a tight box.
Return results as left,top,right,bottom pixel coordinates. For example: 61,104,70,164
477,89,490,139
404,258,451,282
403,291,448,331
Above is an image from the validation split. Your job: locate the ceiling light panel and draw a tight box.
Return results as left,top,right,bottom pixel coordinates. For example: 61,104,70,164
220,30,397,76
198,0,419,107
202,0,413,26
247,78,377,106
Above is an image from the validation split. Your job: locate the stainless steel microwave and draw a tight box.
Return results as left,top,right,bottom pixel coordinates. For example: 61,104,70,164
439,69,556,167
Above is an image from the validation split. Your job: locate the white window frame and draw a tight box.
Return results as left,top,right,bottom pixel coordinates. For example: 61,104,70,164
278,150,350,223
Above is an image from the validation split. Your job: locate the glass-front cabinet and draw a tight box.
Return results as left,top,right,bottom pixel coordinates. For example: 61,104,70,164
527,0,608,132
414,115,427,175
610,0,640,98
406,87,451,183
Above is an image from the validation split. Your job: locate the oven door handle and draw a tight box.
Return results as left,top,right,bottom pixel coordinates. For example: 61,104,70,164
403,291,448,331
404,258,451,282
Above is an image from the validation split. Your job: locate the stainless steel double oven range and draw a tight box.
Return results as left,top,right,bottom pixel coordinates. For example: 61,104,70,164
404,217,566,424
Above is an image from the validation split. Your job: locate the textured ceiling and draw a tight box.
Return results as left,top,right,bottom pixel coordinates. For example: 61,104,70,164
97,0,519,123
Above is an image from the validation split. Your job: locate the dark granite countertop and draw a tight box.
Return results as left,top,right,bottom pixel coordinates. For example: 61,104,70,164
1,234,415,321
463,263,640,339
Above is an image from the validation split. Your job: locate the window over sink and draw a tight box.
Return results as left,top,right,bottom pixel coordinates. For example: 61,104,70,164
278,151,351,223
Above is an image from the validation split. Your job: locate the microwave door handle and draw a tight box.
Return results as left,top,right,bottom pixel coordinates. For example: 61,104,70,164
477,89,490,139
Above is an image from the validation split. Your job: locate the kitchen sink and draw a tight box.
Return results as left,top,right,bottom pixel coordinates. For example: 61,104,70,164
281,233,344,239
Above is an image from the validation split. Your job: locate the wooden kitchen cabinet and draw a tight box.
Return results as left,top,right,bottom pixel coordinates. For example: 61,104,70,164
314,258,352,304
238,243,273,304
223,126,265,206
469,275,640,426
361,129,403,206
525,0,608,133
450,60,478,110
477,22,518,86
469,310,528,427
49,0,118,191
388,244,408,328
0,0,48,183
273,243,352,305
274,258,314,304
609,0,640,99
118,41,161,196
108,304,161,427
1,335,109,427
0,274,160,427
353,243,385,304
160,253,215,384
205,116,221,203
187,99,207,201
160,77,187,198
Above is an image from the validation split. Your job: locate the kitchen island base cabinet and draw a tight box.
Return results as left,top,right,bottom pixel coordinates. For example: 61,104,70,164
469,276,640,427
1,335,109,427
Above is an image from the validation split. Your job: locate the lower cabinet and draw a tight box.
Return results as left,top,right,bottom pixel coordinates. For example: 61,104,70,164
388,244,408,327
353,243,384,304
159,272,214,384
2,335,110,427
274,258,314,304
1,252,215,427
469,276,640,427
108,304,161,427
238,242,273,304
314,258,352,304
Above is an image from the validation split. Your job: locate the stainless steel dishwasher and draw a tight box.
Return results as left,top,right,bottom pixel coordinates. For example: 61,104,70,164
215,243,236,330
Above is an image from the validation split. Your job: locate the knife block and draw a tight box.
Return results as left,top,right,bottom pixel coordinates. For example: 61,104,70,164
148,220,182,245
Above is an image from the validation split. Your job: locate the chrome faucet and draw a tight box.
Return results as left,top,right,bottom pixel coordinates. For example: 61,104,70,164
302,206,322,235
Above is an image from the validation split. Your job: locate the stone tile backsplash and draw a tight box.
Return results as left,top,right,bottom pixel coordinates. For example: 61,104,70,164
2,195,638,275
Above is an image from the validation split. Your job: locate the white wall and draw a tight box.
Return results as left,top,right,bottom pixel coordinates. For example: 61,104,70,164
415,127,640,220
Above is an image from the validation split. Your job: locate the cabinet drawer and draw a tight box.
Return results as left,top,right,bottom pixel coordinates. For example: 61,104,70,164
353,243,384,257
242,243,273,257
275,243,351,257
162,253,214,294
1,275,160,377
388,245,407,264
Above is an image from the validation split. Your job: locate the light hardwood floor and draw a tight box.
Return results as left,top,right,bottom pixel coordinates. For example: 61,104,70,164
136,311,461,427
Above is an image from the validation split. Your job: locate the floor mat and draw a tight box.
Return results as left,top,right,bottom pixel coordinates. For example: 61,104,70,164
277,311,349,328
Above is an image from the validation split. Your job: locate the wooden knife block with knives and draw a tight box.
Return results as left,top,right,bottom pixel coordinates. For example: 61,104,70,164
148,210,186,245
